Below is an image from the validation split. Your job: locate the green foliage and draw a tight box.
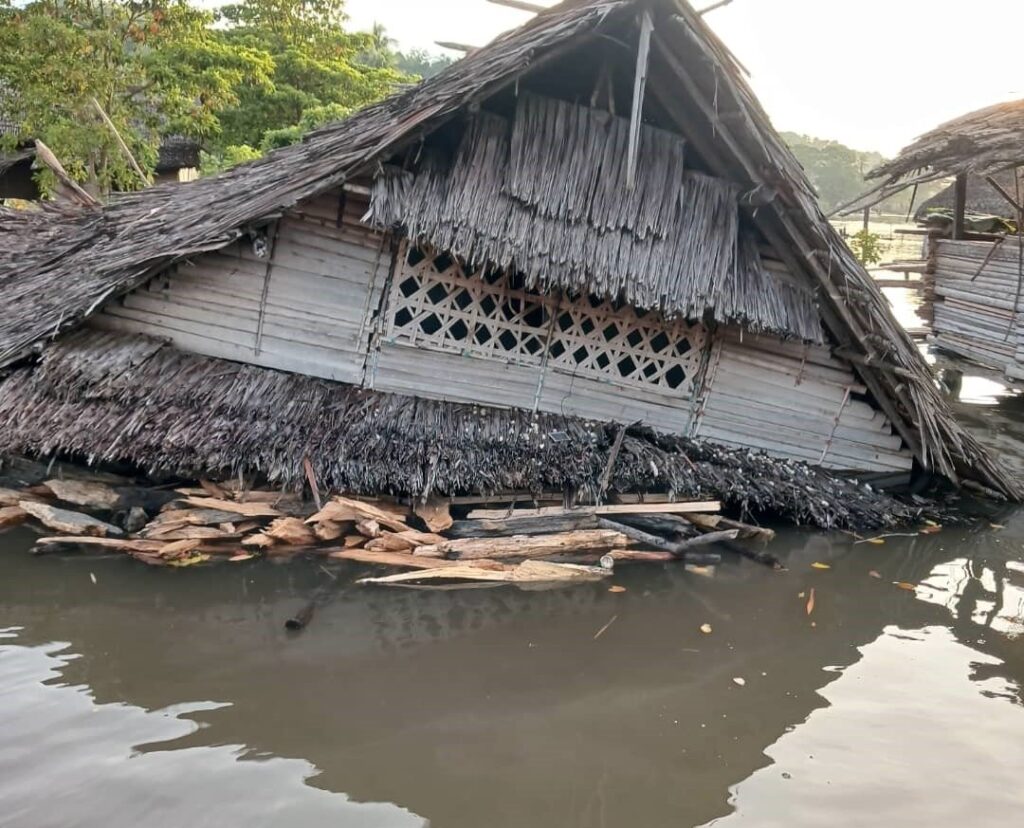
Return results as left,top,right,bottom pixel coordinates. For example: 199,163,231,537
0,0,269,194
782,132,944,218
211,0,408,150
392,49,455,80
200,143,262,175
849,229,884,266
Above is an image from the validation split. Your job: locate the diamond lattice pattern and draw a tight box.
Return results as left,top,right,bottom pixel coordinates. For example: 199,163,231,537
387,246,708,395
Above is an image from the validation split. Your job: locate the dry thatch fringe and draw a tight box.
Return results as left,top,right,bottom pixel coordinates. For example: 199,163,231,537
365,95,823,341
0,329,916,530
836,99,1024,215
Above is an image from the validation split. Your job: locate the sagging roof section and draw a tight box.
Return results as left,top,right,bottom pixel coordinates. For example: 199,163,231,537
0,0,1018,498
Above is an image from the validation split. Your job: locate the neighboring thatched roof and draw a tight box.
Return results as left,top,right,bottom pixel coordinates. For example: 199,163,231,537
0,328,923,530
914,170,1018,222
840,99,1024,214
0,0,1018,498
155,135,201,173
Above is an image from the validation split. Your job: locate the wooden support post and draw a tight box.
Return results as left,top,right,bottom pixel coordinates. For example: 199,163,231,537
626,11,654,191
862,206,870,231
953,172,968,240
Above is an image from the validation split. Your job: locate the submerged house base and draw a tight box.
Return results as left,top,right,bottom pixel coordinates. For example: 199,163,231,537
0,329,920,531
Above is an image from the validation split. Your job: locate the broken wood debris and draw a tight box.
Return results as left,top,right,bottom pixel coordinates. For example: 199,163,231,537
2,474,784,586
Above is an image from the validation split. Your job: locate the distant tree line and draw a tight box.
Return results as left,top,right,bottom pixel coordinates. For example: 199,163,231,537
0,0,453,194
782,132,942,218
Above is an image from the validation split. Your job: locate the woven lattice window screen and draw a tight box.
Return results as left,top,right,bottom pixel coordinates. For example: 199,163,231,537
386,246,708,396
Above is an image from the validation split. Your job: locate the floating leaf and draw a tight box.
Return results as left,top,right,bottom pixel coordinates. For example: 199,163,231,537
797,591,806,598
868,570,882,579
229,553,255,562
811,562,831,570
732,677,746,687
168,554,210,568
608,585,627,593
806,587,815,616
894,582,917,591
919,525,942,535
865,537,886,545
700,623,713,634
89,572,97,585
990,523,1005,530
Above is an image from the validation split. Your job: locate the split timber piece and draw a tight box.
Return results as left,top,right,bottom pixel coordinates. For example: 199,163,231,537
596,517,737,558
465,501,720,520
447,513,601,539
412,529,630,560
357,560,610,588
684,513,775,542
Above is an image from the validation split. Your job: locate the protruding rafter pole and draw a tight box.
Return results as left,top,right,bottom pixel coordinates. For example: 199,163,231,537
487,0,546,12
953,172,968,240
435,40,478,53
698,0,734,15
626,10,654,191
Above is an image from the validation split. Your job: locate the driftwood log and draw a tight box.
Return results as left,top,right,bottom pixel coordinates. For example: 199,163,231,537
414,529,630,560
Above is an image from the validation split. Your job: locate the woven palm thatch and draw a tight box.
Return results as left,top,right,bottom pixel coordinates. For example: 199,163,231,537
0,329,920,530
0,0,1018,499
839,99,1024,214
366,94,822,340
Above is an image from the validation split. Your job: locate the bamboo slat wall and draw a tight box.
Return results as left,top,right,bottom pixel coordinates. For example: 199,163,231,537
930,238,1024,378
93,191,390,385
694,330,912,473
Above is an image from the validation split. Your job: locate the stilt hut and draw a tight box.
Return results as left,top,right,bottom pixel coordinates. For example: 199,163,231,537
844,99,1024,383
0,0,1016,504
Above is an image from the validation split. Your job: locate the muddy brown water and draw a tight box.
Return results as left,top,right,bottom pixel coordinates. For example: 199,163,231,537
2,293,1024,827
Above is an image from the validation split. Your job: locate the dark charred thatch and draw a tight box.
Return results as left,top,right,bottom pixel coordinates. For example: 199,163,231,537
914,170,1019,223
366,94,822,340
839,99,1024,214
0,329,918,530
0,0,1018,499
154,136,201,174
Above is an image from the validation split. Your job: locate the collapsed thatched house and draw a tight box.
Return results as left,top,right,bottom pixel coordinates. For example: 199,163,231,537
0,0,1017,511
846,99,1024,382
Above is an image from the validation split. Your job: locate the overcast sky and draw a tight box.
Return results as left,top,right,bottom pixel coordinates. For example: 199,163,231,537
345,0,1024,157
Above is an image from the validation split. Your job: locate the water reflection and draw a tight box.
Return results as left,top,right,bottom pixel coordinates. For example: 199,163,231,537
0,630,424,828
2,518,1024,827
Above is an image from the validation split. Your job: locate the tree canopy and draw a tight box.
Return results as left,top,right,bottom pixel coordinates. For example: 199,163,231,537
0,0,416,194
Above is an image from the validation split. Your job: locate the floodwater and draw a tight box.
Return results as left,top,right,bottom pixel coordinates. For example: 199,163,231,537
2,288,1024,827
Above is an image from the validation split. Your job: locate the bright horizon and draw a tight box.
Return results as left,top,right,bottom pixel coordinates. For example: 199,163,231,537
344,0,1024,158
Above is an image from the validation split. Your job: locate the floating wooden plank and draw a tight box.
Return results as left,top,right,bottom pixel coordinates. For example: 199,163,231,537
364,530,447,552
447,513,601,538
0,505,29,530
306,496,409,533
34,536,164,552
414,529,629,560
413,496,453,533
0,487,45,507
183,497,282,518
465,501,720,520
19,501,124,537
42,478,121,510
357,559,610,586
684,513,776,542
326,549,492,569
266,516,317,546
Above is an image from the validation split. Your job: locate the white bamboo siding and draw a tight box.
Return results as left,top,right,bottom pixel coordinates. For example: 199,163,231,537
930,238,1024,379
693,330,912,472
93,191,389,385
89,190,911,475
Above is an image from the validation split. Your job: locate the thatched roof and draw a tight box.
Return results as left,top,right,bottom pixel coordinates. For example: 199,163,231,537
840,99,1024,214
0,0,1018,498
914,170,1018,222
0,328,922,530
154,135,201,173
